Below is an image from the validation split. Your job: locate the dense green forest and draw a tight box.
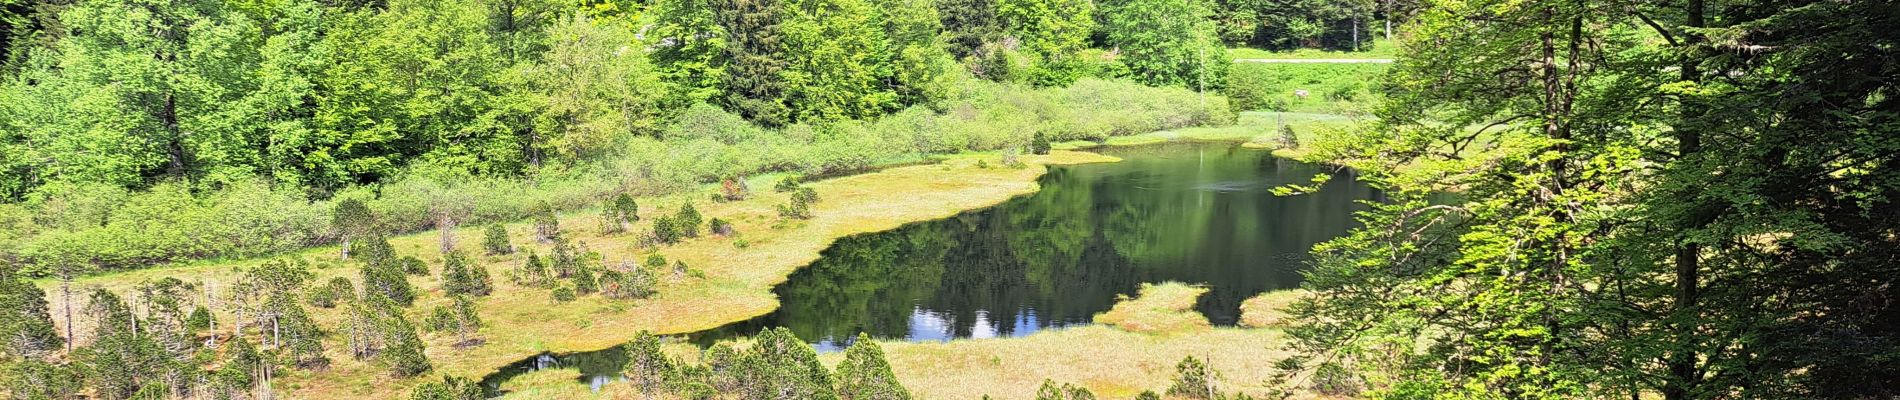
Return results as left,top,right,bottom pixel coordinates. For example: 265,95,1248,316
0,0,1390,275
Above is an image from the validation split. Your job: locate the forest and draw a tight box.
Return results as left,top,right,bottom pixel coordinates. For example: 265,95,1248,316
1,0,1895,398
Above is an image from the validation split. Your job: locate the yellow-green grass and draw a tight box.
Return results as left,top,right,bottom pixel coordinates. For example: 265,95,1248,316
849,283,1315,399
1228,38,1398,60
37,150,1119,399
1239,290,1308,329
1093,282,1213,334
1052,112,1364,153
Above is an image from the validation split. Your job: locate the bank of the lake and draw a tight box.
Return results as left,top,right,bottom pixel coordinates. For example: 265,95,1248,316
38,150,1119,399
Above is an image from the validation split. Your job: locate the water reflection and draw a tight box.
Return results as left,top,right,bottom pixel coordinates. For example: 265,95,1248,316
480,142,1380,393
692,142,1379,346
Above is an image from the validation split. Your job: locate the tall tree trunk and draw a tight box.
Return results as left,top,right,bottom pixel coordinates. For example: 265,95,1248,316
162,92,187,178
1665,0,1705,398
61,272,73,351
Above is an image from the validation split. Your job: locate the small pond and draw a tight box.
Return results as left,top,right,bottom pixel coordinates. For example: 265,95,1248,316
481,142,1381,393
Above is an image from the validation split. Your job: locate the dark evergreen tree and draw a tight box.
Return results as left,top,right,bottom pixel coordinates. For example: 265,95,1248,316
624,331,673,395
835,333,910,400
675,203,703,238
361,260,416,307
0,265,61,358
334,198,377,261
482,224,512,255
714,0,791,125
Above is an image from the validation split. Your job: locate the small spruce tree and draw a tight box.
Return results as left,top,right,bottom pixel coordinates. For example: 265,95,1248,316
835,333,911,400
482,224,512,255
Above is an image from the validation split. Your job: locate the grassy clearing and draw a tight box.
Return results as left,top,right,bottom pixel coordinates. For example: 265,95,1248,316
1228,38,1397,60
1240,290,1308,329
1056,112,1364,154
38,150,1119,399
1093,282,1213,334
1225,62,1388,114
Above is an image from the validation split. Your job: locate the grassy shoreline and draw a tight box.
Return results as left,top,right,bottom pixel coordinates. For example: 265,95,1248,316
37,150,1120,399
35,124,1358,398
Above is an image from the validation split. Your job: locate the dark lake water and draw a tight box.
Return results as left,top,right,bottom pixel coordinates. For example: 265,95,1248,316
481,142,1380,393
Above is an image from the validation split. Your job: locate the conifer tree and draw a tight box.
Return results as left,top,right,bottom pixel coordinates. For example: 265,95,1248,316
835,333,910,400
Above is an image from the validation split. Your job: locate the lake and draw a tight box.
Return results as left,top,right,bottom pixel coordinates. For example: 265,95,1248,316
481,142,1380,393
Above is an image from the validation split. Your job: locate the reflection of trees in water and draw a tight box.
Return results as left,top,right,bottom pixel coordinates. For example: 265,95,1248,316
710,143,1381,344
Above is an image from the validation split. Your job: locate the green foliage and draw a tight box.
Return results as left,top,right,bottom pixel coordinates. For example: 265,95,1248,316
408,375,485,400
571,262,599,295
649,0,730,107
778,0,898,121
835,333,911,400
1166,356,1212,399
517,251,552,287
4,358,82,400
603,193,640,234
521,13,667,162
1223,63,1384,112
600,263,657,300
675,203,703,238
361,259,416,306
1030,132,1051,155
440,251,493,297
652,216,683,244
729,327,838,399
550,285,576,303
380,314,431,377
1134,391,1160,400
996,0,1096,86
774,175,803,192
1103,0,1229,89
531,203,561,243
482,224,512,255
306,276,355,308
709,217,736,236
185,305,213,333
1034,380,1095,400
624,331,673,394
0,265,60,358
716,0,792,125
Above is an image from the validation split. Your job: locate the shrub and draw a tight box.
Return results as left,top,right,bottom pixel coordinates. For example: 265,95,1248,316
1167,356,1214,399
1035,380,1096,400
409,375,484,400
652,216,682,244
1031,132,1051,155
361,262,415,307
397,256,428,276
709,218,735,236
381,317,432,377
602,193,639,234
1277,124,1300,149
571,264,599,295
482,224,512,255
518,251,552,287
624,332,673,395
720,176,750,201
307,277,356,308
675,203,702,238
835,332,910,399
774,175,802,192
551,286,576,303
531,203,560,243
440,252,492,297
